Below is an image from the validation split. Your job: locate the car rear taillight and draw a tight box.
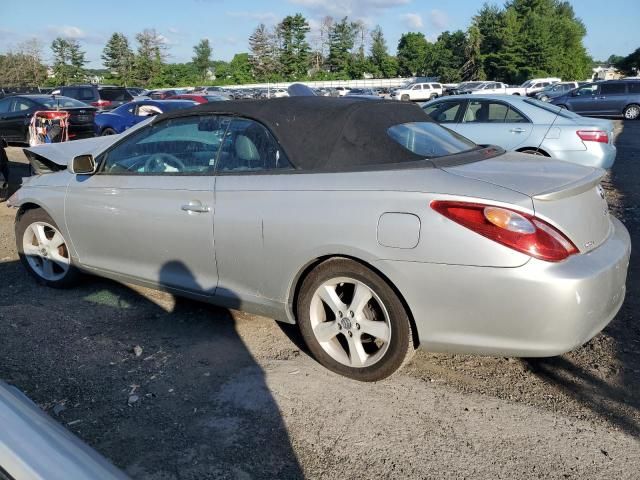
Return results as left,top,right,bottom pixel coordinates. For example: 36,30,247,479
91,100,112,108
576,130,608,143
431,201,578,262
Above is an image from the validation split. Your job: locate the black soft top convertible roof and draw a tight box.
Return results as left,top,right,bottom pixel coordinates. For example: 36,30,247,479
160,96,432,171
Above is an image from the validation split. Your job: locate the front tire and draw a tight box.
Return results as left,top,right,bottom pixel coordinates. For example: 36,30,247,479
101,128,117,136
16,208,81,288
297,258,415,381
623,104,640,120
401,94,410,102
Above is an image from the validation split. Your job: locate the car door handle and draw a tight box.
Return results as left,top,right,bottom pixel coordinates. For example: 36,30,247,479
181,201,211,213
510,128,526,133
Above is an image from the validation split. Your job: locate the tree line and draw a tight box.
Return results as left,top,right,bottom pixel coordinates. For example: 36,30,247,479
0,0,638,89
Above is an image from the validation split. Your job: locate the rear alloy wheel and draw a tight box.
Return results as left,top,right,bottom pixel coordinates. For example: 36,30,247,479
297,258,414,381
101,128,117,136
16,209,80,287
623,104,640,120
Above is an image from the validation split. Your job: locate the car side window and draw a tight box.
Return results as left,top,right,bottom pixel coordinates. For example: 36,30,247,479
9,98,34,112
504,107,529,123
0,98,9,114
600,83,626,95
64,87,79,99
575,84,598,96
629,83,640,94
100,115,227,175
216,118,292,173
424,101,463,124
77,88,95,101
463,100,508,123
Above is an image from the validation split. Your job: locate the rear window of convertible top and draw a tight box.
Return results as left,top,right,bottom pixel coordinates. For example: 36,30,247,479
387,122,477,158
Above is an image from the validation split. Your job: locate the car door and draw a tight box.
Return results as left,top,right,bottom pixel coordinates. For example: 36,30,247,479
213,116,294,305
596,82,628,115
567,83,600,114
65,114,228,295
0,98,15,141
455,99,533,150
0,97,36,142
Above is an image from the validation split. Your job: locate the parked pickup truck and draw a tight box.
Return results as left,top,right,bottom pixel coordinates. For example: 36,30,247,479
461,78,562,96
390,82,444,101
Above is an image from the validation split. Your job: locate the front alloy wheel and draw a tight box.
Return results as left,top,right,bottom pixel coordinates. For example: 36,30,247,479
623,104,640,120
297,258,414,381
16,209,80,287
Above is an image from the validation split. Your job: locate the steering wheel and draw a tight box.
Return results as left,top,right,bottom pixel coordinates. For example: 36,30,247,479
144,153,186,173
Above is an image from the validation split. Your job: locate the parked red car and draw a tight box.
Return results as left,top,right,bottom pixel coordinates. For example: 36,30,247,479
167,94,229,104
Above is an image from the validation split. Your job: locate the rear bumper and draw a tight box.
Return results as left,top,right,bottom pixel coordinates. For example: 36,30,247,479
375,216,630,357
550,142,617,169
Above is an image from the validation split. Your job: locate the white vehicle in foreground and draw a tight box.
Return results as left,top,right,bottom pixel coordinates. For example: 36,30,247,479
391,82,443,101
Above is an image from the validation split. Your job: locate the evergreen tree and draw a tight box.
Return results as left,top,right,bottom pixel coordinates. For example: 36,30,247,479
428,30,468,82
51,37,86,84
192,39,213,81
369,25,397,78
101,33,134,85
616,48,640,76
277,13,310,79
327,17,357,75
134,29,167,86
249,24,280,81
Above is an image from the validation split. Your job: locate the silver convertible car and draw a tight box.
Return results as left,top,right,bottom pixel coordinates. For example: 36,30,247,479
8,97,631,381
422,94,617,168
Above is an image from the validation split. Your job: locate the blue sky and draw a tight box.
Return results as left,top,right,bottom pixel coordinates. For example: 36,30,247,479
1,0,638,68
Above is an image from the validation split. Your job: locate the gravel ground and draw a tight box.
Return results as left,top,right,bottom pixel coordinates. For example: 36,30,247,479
1,122,639,479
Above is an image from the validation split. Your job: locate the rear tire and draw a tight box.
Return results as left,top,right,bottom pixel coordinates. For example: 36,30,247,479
557,104,568,110
623,104,640,120
297,258,415,382
101,128,117,136
16,208,81,288
519,149,547,156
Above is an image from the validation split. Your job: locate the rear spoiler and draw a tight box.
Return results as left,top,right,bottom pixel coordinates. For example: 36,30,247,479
533,169,605,201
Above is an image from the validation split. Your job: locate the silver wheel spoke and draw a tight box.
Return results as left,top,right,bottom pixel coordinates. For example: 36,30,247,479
318,284,347,315
33,224,47,246
23,244,41,256
349,282,372,318
49,232,65,249
313,320,339,343
49,250,70,268
359,319,391,342
346,334,368,367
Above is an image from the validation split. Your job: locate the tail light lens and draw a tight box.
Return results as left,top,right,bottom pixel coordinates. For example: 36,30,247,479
577,130,608,143
91,100,112,108
431,201,578,262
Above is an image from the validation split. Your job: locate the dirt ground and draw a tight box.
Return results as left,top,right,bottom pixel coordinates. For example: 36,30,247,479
1,122,639,479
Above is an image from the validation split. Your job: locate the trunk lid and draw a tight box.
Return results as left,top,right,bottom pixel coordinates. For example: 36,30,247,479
442,152,611,253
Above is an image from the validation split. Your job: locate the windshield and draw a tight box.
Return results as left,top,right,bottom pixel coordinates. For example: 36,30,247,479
521,80,533,88
387,122,477,158
462,82,484,89
38,96,89,109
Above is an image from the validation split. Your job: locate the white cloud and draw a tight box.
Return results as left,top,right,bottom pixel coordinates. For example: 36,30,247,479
428,9,448,30
400,13,423,30
45,25,105,45
226,11,279,24
168,27,180,35
288,0,410,20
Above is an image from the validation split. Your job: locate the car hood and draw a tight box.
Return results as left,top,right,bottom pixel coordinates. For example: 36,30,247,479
24,118,152,167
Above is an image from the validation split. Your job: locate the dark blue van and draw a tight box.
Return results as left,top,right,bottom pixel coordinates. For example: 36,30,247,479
551,80,640,119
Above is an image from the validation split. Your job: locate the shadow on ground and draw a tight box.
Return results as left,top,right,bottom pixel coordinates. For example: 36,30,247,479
0,258,303,479
522,119,640,437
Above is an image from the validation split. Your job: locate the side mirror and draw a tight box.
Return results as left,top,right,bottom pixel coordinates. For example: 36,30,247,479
69,154,96,174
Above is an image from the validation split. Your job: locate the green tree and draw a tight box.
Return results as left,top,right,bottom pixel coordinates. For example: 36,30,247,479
101,33,134,85
427,30,467,82
327,17,357,75
369,25,397,77
51,37,86,84
396,32,429,76
249,23,280,81
192,38,213,81
277,13,310,79
616,48,640,76
134,29,167,86
228,53,253,83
